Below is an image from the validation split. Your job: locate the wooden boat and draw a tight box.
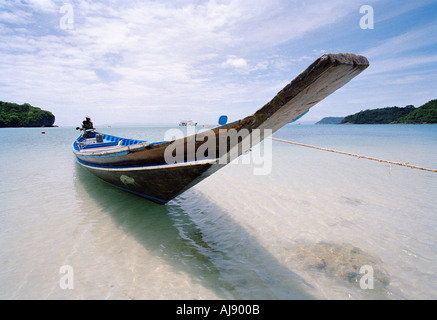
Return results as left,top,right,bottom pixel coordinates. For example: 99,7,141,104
73,53,369,204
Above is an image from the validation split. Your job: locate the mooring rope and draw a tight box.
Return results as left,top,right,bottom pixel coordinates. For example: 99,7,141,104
269,137,437,173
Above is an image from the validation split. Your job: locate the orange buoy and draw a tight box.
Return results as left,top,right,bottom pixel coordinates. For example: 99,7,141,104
41,131,45,134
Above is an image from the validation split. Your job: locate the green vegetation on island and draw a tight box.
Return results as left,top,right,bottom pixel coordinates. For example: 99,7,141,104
341,105,416,124
397,99,437,124
0,101,55,127
316,99,437,125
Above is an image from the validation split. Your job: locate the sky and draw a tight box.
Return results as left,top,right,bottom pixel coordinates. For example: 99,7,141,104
0,0,436,126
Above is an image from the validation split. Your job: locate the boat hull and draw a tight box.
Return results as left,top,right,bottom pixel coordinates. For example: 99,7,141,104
76,158,222,204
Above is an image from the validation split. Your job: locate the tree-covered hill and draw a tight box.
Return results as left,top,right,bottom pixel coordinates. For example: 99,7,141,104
0,101,55,127
341,106,416,124
398,99,437,123
340,100,437,124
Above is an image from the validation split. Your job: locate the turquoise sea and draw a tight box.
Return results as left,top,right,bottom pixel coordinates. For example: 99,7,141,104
1,124,436,299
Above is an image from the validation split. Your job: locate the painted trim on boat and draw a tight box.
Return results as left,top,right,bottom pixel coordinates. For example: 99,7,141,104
75,157,218,171
72,141,155,157
75,150,130,158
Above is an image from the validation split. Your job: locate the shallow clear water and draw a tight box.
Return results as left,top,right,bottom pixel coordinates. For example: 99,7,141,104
0,124,436,299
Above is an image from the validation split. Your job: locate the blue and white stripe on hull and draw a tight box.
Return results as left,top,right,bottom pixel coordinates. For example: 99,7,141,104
75,157,218,171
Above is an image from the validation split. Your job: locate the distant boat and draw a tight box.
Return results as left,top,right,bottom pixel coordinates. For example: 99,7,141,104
73,53,369,204
179,120,197,126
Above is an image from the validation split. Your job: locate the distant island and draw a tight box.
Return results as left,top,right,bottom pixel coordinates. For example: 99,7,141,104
316,117,344,124
317,99,437,124
0,101,55,127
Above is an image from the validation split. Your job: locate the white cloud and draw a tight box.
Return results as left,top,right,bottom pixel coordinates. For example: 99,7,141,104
364,23,437,59
222,57,248,69
376,0,436,24
28,0,57,12
0,9,32,24
365,55,437,76
1,0,435,126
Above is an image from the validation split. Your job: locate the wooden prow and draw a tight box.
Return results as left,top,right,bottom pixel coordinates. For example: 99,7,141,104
248,53,369,133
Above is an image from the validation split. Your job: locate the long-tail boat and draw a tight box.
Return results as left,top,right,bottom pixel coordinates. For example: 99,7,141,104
73,53,369,204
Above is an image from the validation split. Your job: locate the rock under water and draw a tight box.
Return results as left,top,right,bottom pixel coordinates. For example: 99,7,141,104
290,241,390,289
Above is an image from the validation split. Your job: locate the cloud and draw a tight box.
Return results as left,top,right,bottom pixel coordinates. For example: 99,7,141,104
0,9,32,24
365,55,437,76
376,0,437,24
28,0,57,12
222,57,248,69
364,22,437,59
1,0,435,126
